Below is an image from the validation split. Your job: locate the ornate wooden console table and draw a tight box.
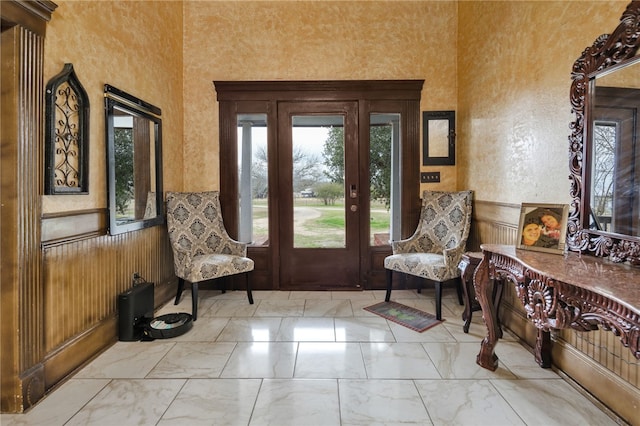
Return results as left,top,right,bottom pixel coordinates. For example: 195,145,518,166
474,244,640,371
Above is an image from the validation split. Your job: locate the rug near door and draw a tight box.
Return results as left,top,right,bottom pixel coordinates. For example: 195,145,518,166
364,301,443,332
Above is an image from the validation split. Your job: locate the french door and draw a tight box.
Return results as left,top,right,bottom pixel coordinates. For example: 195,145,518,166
215,80,423,291
278,101,360,289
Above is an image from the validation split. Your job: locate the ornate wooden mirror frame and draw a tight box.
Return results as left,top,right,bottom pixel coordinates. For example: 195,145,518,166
567,1,640,263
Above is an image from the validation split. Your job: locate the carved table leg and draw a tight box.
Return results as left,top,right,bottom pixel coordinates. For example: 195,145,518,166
535,329,552,368
459,252,483,334
492,279,504,339
474,254,500,371
460,260,474,333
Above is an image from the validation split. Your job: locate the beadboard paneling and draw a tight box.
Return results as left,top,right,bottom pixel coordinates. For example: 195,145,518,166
468,199,520,250
42,225,174,387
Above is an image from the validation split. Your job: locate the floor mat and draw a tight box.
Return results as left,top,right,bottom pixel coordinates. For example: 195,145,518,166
364,301,443,332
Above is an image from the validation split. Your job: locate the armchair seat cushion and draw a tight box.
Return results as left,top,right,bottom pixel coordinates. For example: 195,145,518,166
183,254,255,283
384,253,450,281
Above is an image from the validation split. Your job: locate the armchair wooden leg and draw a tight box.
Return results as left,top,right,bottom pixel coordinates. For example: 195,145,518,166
174,277,185,305
434,281,443,321
385,269,393,302
191,282,199,321
456,276,464,305
246,272,254,304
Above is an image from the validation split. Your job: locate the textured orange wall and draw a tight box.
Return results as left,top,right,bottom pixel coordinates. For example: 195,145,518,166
182,1,458,190
41,0,631,208
457,1,629,204
42,0,184,213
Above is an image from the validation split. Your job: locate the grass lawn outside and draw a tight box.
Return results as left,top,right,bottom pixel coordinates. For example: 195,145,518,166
248,197,390,247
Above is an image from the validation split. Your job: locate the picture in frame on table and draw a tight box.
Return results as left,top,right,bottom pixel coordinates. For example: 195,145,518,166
517,203,569,255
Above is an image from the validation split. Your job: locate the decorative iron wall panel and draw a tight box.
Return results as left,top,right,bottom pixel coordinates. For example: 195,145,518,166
45,63,89,194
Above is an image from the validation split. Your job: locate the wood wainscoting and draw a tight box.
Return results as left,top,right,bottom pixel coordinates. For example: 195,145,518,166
1,1,178,413
472,200,639,423
41,211,176,390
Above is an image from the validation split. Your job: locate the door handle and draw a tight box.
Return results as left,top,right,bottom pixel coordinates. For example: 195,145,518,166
350,184,357,199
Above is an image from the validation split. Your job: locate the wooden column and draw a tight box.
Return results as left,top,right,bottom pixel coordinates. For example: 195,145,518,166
1,0,57,413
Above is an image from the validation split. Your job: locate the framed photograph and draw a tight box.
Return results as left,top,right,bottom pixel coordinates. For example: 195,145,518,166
517,203,569,254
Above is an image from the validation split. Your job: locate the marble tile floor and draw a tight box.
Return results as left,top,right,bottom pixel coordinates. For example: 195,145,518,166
2,289,622,426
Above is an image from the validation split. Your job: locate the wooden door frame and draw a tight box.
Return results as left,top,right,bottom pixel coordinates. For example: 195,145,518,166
215,80,424,290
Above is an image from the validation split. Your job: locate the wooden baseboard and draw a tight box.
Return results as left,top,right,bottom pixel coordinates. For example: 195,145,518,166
15,364,45,413
499,300,638,425
43,318,117,389
552,340,640,426
43,278,176,392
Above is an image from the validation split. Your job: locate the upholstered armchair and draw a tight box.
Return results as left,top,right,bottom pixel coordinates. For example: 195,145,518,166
384,190,473,320
166,191,254,320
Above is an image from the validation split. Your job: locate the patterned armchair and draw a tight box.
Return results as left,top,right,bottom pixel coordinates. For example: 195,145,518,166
166,191,254,320
384,190,473,320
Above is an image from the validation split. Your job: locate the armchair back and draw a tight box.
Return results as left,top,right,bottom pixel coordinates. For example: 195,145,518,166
414,190,473,253
166,191,246,268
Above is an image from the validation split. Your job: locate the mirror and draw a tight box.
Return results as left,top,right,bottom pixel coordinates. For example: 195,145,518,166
590,59,640,236
567,1,640,263
423,110,455,165
105,84,163,235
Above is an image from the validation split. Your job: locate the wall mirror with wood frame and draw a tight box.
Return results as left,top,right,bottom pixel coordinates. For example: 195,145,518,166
105,85,164,235
567,1,640,263
422,110,455,166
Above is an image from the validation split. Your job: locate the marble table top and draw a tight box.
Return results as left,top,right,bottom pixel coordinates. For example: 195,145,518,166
480,244,640,315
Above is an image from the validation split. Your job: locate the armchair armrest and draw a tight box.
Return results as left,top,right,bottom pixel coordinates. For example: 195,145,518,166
223,238,248,257
391,232,423,254
393,233,445,255
443,243,466,271
171,245,194,278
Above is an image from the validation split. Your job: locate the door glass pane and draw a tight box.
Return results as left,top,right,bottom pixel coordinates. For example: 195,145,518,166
370,113,400,246
292,115,345,248
237,114,268,245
